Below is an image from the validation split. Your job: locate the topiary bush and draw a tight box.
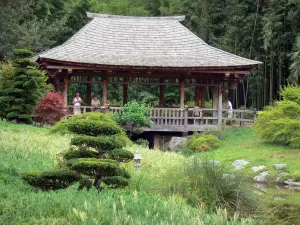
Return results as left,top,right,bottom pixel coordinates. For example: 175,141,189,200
22,170,81,190
1,49,51,124
23,112,133,191
254,86,300,148
186,132,223,152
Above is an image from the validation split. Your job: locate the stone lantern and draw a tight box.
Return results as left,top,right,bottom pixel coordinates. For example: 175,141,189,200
133,151,143,171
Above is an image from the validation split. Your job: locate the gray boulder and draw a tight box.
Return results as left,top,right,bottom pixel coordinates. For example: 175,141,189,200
284,180,300,187
254,171,269,183
252,165,266,172
275,172,290,184
273,164,287,170
232,160,250,170
168,137,187,151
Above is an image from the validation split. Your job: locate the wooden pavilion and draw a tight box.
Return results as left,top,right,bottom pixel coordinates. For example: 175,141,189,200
36,12,261,133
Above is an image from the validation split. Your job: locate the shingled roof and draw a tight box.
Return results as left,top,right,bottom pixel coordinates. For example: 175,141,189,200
37,13,261,68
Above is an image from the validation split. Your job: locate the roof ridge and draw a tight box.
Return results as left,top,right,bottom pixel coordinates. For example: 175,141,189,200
86,12,185,21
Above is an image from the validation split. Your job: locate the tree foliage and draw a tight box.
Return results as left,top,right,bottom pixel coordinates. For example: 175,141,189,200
1,49,50,124
23,112,133,190
33,91,70,126
255,85,300,148
112,101,152,136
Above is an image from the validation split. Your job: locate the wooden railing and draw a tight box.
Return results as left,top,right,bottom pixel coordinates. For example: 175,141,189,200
67,105,256,131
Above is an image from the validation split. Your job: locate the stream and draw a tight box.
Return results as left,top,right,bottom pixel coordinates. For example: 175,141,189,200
255,183,300,225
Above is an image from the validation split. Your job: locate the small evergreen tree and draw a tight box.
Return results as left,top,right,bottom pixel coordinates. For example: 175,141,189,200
23,112,134,190
2,49,50,124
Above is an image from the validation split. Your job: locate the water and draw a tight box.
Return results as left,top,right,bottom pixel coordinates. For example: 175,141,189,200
255,183,300,225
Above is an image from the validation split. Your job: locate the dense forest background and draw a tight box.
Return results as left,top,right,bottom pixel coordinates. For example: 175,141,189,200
1,0,300,109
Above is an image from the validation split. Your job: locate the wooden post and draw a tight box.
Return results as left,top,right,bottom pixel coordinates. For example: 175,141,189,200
212,87,218,125
200,87,205,108
159,78,165,107
63,75,68,107
102,74,108,106
123,77,128,105
180,78,185,108
87,76,92,106
218,83,223,125
195,86,200,107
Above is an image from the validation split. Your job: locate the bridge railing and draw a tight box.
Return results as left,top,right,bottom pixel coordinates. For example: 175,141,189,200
66,105,256,128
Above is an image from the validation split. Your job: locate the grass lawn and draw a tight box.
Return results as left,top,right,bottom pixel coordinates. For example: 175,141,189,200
0,121,256,225
205,126,300,181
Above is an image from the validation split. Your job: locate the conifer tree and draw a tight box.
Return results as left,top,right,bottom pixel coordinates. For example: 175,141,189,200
2,49,49,124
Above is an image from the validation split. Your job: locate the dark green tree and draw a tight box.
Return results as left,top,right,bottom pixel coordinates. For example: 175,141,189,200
2,49,50,124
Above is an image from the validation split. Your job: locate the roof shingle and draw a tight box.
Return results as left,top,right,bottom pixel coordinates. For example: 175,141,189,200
38,13,261,68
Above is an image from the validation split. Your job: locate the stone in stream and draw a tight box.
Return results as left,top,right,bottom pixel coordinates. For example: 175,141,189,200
168,137,187,152
254,171,269,183
275,172,290,184
273,164,287,170
284,180,300,187
252,165,266,172
232,160,250,170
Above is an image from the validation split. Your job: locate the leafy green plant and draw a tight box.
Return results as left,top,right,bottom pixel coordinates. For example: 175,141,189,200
255,86,300,148
1,49,50,124
112,101,152,136
25,112,134,190
186,132,223,152
134,138,149,147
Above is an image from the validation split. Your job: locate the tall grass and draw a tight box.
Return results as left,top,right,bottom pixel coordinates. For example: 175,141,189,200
0,121,258,224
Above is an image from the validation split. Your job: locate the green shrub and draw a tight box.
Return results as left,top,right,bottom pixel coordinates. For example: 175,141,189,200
1,48,51,124
49,112,132,190
112,100,152,136
135,138,149,147
255,86,300,148
22,170,81,190
186,133,223,152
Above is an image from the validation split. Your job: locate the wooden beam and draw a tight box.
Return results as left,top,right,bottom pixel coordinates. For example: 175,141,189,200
159,78,165,107
218,83,223,124
102,74,108,106
87,76,92,106
212,87,218,125
123,77,128,105
63,75,68,107
200,87,205,108
195,86,200,107
180,78,185,108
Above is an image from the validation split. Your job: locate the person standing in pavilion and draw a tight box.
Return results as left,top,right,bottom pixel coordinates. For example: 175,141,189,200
72,92,82,115
226,98,233,125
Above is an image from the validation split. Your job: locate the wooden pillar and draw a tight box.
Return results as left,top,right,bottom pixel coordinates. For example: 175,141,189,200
195,86,201,107
180,78,185,108
200,87,205,108
159,78,165,107
218,83,223,124
212,87,218,124
87,76,92,106
63,75,68,107
102,74,108,106
123,77,128,105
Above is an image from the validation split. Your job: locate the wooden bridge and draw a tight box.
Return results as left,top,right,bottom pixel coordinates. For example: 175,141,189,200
67,106,256,132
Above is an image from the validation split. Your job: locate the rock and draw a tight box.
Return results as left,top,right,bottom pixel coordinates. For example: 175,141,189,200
252,165,266,172
273,164,287,170
284,180,300,187
254,171,269,183
232,160,250,170
168,137,187,151
275,172,290,184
